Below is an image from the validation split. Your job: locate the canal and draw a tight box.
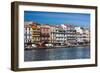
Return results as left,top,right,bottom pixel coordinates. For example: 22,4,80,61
24,46,90,61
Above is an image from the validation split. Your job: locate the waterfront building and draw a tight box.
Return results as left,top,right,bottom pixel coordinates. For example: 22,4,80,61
24,22,41,44
61,24,77,46
75,27,90,45
24,21,90,48
75,27,84,44
49,25,67,46
82,28,90,44
24,22,33,43
55,26,66,46
49,25,56,44
40,24,50,43
31,22,41,43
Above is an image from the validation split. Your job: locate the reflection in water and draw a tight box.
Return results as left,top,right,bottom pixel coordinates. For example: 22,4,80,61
24,47,90,61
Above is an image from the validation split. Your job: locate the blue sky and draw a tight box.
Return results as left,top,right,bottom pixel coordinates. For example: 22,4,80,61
24,11,90,27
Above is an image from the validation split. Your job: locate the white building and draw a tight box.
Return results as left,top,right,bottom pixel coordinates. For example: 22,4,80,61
61,24,77,46
75,27,84,34
24,22,33,43
50,25,67,46
75,26,90,45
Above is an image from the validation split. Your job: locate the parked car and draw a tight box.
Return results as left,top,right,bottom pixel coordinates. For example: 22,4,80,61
32,44,37,48
45,44,53,47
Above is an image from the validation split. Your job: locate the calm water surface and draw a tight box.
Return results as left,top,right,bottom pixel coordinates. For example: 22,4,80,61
24,47,90,61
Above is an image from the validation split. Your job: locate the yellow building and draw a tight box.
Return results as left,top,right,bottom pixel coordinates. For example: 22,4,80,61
31,22,41,43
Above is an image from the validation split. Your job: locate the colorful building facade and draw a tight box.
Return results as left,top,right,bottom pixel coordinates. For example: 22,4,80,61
40,24,50,43
24,22,90,48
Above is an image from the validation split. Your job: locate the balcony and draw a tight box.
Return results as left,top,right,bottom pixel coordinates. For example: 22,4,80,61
32,34,40,37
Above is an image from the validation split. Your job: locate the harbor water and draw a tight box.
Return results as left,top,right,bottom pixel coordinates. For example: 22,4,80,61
24,46,90,61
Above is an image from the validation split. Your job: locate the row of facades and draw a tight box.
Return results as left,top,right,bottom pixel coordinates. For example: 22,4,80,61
24,22,90,46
